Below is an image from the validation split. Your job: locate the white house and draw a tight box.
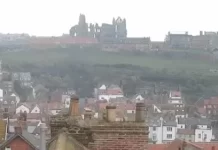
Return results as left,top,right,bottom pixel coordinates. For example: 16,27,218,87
99,84,107,90
148,119,163,144
62,94,70,108
98,84,124,101
30,105,41,113
168,91,184,104
98,89,124,101
177,118,213,142
162,121,177,143
148,118,177,144
133,94,144,102
0,88,3,101
10,93,20,104
16,103,30,114
98,94,124,101
194,123,212,142
195,128,212,142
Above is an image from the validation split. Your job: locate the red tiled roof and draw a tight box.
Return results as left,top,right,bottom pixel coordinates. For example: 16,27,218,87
106,89,123,95
155,139,218,150
147,144,168,150
170,91,181,97
198,107,206,115
197,143,218,150
204,97,218,105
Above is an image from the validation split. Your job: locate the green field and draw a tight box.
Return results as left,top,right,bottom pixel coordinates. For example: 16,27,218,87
0,48,217,74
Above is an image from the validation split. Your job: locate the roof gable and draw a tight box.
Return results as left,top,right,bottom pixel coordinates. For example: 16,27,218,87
0,132,39,150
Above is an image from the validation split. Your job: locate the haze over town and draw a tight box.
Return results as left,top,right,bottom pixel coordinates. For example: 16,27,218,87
1,0,218,40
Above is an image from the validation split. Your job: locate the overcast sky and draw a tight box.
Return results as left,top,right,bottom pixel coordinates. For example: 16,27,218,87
0,0,217,40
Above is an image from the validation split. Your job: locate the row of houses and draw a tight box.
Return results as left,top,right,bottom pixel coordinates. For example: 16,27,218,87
166,31,218,50
148,117,213,144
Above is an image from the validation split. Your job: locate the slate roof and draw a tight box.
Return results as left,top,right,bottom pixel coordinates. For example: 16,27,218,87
178,118,211,126
163,120,177,126
47,131,89,150
177,129,195,135
0,130,40,149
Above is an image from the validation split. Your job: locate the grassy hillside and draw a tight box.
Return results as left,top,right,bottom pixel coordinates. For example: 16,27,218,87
0,47,217,74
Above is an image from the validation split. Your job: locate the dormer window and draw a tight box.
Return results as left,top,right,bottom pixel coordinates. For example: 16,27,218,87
4,101,7,104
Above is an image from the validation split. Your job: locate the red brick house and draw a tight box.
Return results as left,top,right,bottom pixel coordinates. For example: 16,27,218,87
0,126,40,150
204,97,218,117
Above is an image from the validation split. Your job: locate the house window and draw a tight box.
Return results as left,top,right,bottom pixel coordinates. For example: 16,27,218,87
208,105,212,108
152,134,157,141
35,109,37,112
167,127,172,131
167,134,172,139
204,134,207,140
153,127,156,131
5,146,11,150
198,134,201,138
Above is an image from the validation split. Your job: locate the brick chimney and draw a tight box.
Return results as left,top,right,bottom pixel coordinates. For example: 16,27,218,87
69,95,79,116
135,103,145,122
14,126,22,134
106,105,116,122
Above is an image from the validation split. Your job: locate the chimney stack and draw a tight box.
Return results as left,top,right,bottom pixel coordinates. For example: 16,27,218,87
14,126,22,134
135,103,145,122
40,123,47,150
69,95,79,116
106,106,116,122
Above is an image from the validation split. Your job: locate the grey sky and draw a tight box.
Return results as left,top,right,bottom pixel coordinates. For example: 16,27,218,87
0,0,217,40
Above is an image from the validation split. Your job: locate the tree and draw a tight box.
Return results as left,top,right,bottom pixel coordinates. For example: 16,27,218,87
13,80,27,101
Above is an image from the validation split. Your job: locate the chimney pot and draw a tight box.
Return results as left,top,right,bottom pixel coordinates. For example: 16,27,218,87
106,105,116,122
135,103,145,122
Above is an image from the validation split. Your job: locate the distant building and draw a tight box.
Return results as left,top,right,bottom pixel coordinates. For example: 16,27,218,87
97,84,124,101
165,32,191,49
12,72,32,87
177,118,213,142
148,118,177,144
0,126,40,150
